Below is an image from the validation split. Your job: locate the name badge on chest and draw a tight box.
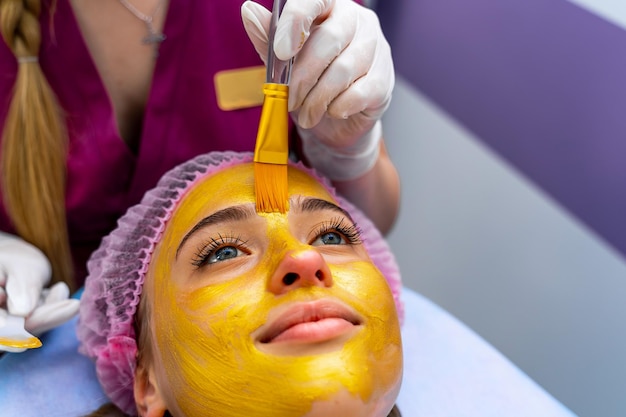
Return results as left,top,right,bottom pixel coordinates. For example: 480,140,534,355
214,66,266,111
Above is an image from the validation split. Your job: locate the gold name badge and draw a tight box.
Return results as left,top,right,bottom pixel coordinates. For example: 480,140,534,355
214,66,266,111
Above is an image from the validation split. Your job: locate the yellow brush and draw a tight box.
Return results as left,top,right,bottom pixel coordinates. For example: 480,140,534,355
254,0,293,213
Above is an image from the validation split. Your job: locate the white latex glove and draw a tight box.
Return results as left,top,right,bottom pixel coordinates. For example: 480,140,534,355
22,281,79,335
0,232,51,316
0,282,79,353
242,0,395,181
0,233,79,353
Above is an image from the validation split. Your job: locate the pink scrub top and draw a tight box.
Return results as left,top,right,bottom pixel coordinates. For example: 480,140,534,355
0,0,276,283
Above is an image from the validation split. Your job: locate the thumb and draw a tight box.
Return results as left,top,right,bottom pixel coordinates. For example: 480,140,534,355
25,298,80,336
42,282,71,304
241,1,272,65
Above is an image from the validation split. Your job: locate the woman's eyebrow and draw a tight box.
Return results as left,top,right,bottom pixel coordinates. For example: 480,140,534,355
176,205,253,257
298,198,353,221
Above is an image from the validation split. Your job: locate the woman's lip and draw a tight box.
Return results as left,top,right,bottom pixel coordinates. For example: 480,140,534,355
254,299,362,345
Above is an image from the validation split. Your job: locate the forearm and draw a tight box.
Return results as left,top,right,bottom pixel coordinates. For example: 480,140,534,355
332,140,400,235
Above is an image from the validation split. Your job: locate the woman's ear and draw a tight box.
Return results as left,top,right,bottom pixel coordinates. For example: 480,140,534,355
134,364,168,417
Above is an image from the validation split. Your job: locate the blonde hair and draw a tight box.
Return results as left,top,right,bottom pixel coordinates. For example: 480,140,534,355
0,0,74,290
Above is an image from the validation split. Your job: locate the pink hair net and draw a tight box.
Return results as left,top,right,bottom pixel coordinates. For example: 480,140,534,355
77,151,403,415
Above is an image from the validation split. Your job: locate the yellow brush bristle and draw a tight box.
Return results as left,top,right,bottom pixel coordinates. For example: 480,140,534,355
254,162,288,213
254,83,289,213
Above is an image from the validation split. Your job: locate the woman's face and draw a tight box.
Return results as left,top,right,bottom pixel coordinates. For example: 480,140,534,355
142,163,402,417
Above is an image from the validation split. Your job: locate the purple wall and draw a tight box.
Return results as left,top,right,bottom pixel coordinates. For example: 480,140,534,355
377,0,626,259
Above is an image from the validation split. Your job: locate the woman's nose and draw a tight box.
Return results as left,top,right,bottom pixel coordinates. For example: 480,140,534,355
268,249,333,295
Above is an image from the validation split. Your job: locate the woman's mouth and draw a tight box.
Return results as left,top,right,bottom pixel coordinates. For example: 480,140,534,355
254,299,362,347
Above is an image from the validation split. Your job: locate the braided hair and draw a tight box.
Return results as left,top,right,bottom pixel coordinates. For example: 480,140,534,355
0,0,74,290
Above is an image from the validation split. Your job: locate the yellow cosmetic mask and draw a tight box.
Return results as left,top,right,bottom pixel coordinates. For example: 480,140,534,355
145,163,402,417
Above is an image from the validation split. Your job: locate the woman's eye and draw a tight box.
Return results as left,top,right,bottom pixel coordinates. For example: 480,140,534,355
207,246,243,264
312,231,347,246
192,235,249,268
309,217,362,247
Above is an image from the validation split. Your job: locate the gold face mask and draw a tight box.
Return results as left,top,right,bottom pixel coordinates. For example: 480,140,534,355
144,163,402,417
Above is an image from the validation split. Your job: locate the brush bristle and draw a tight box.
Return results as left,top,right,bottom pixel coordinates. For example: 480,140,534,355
254,162,288,213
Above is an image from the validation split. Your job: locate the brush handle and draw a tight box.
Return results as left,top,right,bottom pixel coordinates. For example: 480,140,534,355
266,0,293,85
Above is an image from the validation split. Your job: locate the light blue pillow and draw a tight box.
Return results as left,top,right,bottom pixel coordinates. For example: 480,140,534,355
0,287,577,417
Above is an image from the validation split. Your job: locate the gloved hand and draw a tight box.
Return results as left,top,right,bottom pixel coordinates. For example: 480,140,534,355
0,282,80,353
0,232,79,353
241,0,395,181
0,232,51,316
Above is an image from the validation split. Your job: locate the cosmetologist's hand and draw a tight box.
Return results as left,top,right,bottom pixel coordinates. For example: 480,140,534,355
0,233,79,352
0,232,51,317
241,0,395,181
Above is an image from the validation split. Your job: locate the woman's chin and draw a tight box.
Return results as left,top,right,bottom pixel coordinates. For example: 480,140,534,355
302,388,399,417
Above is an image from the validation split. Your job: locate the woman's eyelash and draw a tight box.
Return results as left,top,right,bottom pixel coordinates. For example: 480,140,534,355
191,234,249,268
312,217,362,245
190,218,359,267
